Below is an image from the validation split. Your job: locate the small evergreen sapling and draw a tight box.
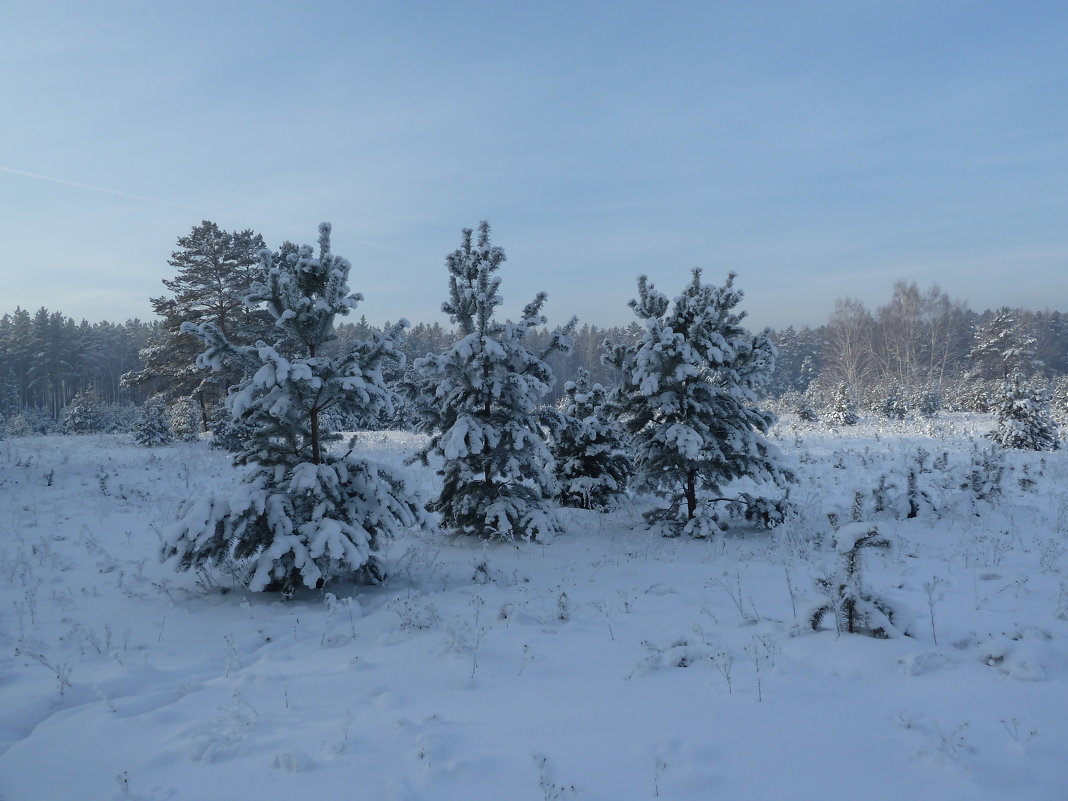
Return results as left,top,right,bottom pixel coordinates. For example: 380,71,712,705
5,413,32,437
810,522,900,638
550,368,633,510
877,387,907,420
964,442,1005,503
133,397,173,447
796,394,819,423
917,388,942,418
825,383,859,426
162,223,422,596
605,270,791,537
63,388,104,434
406,222,573,540
987,374,1060,451
168,397,201,441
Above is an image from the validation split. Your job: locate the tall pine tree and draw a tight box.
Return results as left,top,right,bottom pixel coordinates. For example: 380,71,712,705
407,222,573,540
162,224,422,596
124,221,270,428
606,270,790,536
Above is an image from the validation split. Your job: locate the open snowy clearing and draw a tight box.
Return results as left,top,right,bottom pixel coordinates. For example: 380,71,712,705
1,417,1066,801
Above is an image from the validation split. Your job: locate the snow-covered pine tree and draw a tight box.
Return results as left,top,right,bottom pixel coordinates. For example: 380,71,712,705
795,392,820,423
133,397,173,446
876,386,907,420
967,307,1040,380
987,373,1061,451
1052,376,1068,421
916,387,942,418
810,522,900,638
605,270,791,537
162,223,423,596
168,397,201,441
123,221,271,429
207,404,257,454
550,368,632,510
407,222,573,540
63,388,104,434
825,383,860,426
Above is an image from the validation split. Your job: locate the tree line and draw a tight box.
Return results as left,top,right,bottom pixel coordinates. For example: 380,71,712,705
0,308,154,425
2,219,1067,432
766,283,1068,410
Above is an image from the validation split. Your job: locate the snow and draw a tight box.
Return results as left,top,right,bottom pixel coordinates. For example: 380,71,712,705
1,416,1067,800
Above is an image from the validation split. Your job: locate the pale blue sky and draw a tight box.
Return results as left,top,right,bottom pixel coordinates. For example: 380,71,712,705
2,1,1066,329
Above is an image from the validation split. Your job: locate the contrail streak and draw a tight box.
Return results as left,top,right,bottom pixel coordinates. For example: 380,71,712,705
0,165,197,209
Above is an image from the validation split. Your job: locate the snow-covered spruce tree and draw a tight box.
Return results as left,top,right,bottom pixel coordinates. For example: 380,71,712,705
162,223,422,596
550,368,632,510
605,270,791,537
407,222,573,540
987,373,1060,451
825,383,860,426
133,397,173,446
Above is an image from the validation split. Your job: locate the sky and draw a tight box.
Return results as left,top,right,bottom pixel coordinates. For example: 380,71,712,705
1,0,1066,331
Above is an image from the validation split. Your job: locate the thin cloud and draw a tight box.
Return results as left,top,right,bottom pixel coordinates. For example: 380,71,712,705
0,165,196,210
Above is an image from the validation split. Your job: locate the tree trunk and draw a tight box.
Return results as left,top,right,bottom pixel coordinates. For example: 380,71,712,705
310,406,321,464
685,470,697,519
309,343,321,464
196,391,209,431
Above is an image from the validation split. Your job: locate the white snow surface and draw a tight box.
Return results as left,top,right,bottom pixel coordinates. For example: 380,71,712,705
1,415,1067,800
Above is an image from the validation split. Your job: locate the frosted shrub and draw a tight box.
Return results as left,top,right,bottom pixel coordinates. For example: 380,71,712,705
163,223,423,596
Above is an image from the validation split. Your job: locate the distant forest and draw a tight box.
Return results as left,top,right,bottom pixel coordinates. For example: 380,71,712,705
2,220,1066,433
2,289,1065,431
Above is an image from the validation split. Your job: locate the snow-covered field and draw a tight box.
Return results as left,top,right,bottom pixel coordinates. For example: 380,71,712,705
1,417,1066,801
